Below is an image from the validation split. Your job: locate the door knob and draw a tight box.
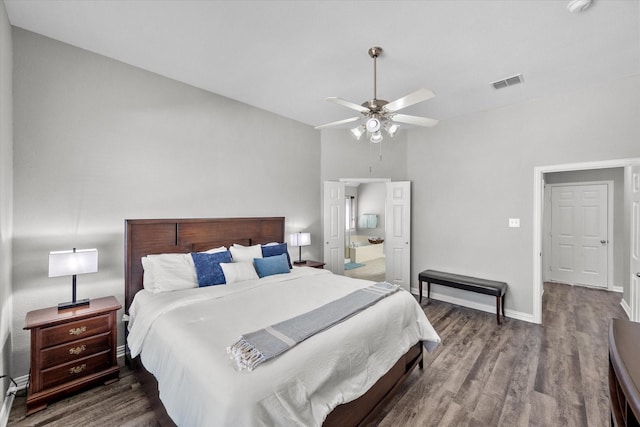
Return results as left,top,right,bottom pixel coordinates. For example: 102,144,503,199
600,240,607,245
637,272,640,278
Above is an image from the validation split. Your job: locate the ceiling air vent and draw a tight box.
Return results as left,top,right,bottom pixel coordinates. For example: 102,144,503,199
491,74,524,90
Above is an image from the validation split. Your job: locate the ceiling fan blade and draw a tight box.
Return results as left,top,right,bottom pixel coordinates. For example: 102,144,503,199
326,97,370,113
383,89,435,113
390,113,439,127
314,116,361,129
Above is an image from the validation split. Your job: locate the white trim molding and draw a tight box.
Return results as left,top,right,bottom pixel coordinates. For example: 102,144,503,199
621,298,631,320
117,344,125,359
0,393,14,427
0,374,27,427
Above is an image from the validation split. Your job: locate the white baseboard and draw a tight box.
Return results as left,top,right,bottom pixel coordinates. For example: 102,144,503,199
411,287,535,323
621,298,631,320
612,285,623,293
117,344,125,359
0,393,15,427
0,375,27,427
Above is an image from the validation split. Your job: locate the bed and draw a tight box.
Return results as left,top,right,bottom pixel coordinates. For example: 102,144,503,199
124,217,440,426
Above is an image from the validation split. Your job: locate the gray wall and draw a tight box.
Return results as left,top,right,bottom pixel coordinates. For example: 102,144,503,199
0,0,13,401
356,182,386,238
321,129,408,182
544,168,625,291
11,28,321,376
408,75,640,319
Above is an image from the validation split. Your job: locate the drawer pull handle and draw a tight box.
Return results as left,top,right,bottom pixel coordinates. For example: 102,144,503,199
69,326,87,336
69,364,86,375
69,345,86,355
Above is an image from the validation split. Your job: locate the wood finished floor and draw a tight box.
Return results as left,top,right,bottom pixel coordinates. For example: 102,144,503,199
8,282,625,426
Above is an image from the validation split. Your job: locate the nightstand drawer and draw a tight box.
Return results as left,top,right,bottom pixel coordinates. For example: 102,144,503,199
40,350,112,390
39,314,112,348
40,332,112,369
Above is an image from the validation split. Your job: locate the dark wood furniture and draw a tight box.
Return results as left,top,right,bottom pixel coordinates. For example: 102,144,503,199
124,217,424,427
24,296,121,415
609,318,640,427
297,260,325,269
418,269,507,325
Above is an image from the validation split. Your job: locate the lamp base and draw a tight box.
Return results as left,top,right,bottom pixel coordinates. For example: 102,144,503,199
58,298,90,311
293,260,307,265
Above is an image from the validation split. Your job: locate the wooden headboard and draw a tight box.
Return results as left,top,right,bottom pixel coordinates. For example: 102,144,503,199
124,217,285,313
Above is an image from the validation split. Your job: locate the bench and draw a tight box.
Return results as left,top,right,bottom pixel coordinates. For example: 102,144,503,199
418,270,507,325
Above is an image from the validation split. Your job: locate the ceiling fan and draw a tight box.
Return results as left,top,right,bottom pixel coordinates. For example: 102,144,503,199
315,47,438,143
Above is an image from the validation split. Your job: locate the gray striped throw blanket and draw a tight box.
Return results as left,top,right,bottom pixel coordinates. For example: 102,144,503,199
227,281,400,371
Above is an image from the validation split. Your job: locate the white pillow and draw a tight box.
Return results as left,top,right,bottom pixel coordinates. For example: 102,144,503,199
230,244,262,263
203,246,227,254
220,261,258,284
142,253,197,293
141,256,157,292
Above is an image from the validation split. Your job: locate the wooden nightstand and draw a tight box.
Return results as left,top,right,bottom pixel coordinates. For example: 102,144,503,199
24,296,121,415
294,260,325,269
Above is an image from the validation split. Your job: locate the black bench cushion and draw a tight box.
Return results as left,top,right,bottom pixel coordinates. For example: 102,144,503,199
419,270,507,297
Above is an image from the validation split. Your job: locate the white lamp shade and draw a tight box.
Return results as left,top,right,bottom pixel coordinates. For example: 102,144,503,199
48,249,98,278
289,232,311,247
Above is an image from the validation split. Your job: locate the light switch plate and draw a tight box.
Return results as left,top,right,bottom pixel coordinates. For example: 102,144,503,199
509,218,520,228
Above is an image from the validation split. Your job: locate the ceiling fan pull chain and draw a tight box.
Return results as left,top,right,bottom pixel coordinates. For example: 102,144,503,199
369,141,374,173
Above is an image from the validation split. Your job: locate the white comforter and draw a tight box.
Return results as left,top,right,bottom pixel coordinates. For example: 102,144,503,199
127,267,440,427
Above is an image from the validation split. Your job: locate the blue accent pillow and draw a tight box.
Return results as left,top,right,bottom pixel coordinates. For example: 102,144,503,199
254,253,290,278
191,251,232,287
261,243,292,268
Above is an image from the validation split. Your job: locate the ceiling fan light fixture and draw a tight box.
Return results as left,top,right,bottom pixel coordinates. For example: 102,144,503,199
350,125,365,140
365,117,381,133
567,0,592,13
370,131,383,143
384,122,399,137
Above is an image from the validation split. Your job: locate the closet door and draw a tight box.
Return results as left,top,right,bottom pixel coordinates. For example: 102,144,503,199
323,181,345,275
631,164,640,321
549,184,608,288
385,181,410,291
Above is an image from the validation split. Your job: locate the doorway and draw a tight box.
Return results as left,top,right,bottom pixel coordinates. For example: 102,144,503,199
323,179,411,291
533,158,640,324
344,182,386,282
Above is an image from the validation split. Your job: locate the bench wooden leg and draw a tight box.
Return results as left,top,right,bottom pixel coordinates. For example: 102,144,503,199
419,279,423,302
495,294,507,325
502,294,506,318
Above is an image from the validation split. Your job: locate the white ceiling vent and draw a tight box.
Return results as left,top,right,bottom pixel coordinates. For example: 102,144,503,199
491,74,524,90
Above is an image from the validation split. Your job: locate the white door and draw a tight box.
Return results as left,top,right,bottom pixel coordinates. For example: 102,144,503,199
323,181,345,275
631,165,640,322
549,184,608,288
385,181,411,291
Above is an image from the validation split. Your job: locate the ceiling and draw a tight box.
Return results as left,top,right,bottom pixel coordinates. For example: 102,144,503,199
4,0,640,128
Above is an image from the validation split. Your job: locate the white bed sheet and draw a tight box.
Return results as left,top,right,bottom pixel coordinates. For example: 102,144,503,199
127,267,440,426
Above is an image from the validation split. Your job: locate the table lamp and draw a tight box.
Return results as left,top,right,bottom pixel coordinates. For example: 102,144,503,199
49,248,98,310
289,232,311,265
